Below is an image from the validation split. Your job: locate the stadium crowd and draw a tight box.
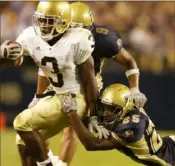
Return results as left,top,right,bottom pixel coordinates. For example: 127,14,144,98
0,1,174,72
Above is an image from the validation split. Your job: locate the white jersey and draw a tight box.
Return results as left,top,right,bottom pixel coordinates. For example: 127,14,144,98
16,26,95,94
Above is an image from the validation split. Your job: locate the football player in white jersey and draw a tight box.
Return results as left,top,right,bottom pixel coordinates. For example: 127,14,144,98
26,2,147,166
1,2,100,166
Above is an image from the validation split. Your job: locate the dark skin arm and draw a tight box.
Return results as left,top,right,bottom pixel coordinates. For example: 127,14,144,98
78,56,99,116
113,48,139,88
67,112,121,151
36,75,50,94
0,59,16,66
0,56,23,67
0,49,28,67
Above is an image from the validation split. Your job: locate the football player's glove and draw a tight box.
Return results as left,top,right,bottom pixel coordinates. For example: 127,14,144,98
88,116,110,139
61,95,110,139
0,40,23,60
130,87,147,108
61,94,77,113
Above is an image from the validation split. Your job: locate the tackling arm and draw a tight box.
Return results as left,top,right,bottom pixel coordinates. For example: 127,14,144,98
67,111,119,151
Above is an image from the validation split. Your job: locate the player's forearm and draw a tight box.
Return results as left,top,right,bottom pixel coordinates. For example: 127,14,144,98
85,81,99,116
127,73,139,88
68,112,116,151
36,75,50,94
0,57,23,67
115,48,139,88
0,59,15,66
124,55,139,88
68,112,100,150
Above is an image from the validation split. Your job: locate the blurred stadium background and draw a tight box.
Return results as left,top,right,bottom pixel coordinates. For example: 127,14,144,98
0,1,174,166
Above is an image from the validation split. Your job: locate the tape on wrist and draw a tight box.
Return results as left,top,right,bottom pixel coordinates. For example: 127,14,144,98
125,69,140,77
130,87,140,93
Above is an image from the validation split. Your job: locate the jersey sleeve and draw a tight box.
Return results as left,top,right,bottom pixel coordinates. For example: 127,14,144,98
38,68,46,76
74,30,95,65
16,27,35,56
94,26,122,58
111,113,146,145
104,30,122,58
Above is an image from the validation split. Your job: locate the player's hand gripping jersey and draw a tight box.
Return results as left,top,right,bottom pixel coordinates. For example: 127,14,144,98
111,108,175,166
92,24,122,90
16,26,94,94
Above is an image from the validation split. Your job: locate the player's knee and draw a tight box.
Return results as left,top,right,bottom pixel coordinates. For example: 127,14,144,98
13,113,25,131
13,109,32,131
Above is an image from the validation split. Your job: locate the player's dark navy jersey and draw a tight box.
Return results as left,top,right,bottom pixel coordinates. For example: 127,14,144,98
92,24,122,75
111,108,175,166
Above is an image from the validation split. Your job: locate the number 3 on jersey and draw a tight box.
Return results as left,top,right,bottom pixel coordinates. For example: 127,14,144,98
41,57,64,87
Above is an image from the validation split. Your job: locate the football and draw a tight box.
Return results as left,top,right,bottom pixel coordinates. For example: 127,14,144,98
8,40,21,47
7,41,23,66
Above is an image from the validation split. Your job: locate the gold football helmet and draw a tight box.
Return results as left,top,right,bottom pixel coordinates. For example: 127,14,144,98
33,1,72,41
97,84,134,129
70,2,94,30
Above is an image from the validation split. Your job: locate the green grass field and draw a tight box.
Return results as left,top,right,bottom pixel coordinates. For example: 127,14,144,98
1,129,175,166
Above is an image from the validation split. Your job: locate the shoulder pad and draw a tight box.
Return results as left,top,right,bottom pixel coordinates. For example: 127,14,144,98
93,25,122,58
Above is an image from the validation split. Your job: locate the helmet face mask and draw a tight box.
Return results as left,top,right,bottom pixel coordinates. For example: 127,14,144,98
97,84,135,130
97,101,123,130
33,13,58,41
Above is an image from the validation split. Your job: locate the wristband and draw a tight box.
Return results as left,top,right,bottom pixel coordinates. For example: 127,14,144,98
125,69,139,77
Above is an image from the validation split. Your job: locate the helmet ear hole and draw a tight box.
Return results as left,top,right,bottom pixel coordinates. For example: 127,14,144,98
133,98,136,104
62,21,66,26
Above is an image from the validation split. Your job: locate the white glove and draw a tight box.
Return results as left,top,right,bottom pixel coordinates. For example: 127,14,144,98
28,95,40,108
130,87,147,108
47,150,59,166
0,40,23,60
61,95,110,139
88,116,110,139
61,94,77,113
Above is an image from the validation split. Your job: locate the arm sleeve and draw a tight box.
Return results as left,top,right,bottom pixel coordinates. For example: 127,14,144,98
74,31,95,65
103,31,123,58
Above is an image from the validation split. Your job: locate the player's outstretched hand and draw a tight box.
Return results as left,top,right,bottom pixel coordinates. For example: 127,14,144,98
61,94,77,113
88,116,110,139
0,40,23,60
130,87,147,108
